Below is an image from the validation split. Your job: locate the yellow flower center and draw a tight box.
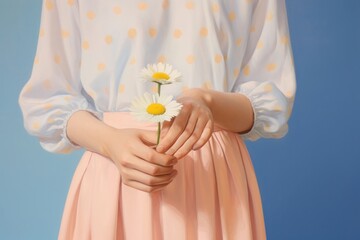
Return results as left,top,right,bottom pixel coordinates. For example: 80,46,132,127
146,103,166,115
152,72,170,81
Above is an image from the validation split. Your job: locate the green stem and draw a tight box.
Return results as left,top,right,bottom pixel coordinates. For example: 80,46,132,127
156,82,162,145
157,82,161,95
157,122,161,145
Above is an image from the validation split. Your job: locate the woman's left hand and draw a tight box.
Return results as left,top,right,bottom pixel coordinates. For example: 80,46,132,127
156,88,214,159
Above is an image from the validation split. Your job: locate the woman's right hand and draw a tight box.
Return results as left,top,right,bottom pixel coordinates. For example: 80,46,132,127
103,128,178,193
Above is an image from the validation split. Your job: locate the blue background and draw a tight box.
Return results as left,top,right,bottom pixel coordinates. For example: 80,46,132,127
1,0,359,239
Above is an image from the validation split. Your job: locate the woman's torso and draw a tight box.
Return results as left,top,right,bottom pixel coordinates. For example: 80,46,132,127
77,0,257,111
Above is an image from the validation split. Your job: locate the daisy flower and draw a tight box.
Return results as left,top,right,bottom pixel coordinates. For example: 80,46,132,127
140,63,182,85
130,92,182,123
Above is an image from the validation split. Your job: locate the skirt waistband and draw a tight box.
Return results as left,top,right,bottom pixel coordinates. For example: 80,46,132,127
102,112,224,132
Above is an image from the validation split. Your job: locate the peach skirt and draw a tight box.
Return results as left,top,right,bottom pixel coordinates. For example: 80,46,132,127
58,112,266,240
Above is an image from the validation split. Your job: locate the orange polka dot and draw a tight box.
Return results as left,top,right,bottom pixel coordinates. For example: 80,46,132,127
202,81,213,90
98,63,106,71
39,28,45,37
60,147,72,154
88,90,97,99
199,27,208,37
24,83,32,93
118,84,125,93
257,40,264,49
32,122,40,130
250,26,256,33
228,11,236,21
236,38,242,46
43,79,52,90
87,11,96,20
34,57,39,65
130,57,137,65
82,41,90,50
47,117,55,124
61,30,70,38
233,68,240,78
64,96,72,101
281,36,289,45
264,83,273,92
273,104,283,112
128,28,137,38
173,29,182,38
186,55,195,64
43,103,53,110
264,124,272,132
246,0,254,3
223,78,228,90
66,83,72,92
285,90,294,98
105,35,113,44
158,55,166,63
214,54,223,63
67,0,75,6
266,12,273,22
266,63,277,72
45,0,54,10
138,2,148,10
212,3,220,13
149,28,157,37
243,65,250,76
54,55,61,64
162,0,169,9
185,1,195,9
113,6,122,15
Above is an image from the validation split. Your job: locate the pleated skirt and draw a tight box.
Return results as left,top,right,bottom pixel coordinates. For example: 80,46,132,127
58,112,266,240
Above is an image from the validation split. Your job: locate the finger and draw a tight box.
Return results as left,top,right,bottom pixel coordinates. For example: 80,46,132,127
122,167,177,187
156,106,192,153
123,180,171,193
139,130,157,147
159,120,172,139
164,111,199,156
193,120,214,150
120,155,175,176
173,116,209,159
133,142,178,167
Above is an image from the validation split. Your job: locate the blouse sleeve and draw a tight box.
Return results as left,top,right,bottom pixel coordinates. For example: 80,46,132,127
232,0,296,141
18,0,102,154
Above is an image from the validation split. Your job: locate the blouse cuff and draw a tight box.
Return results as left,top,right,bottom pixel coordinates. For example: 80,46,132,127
235,81,289,141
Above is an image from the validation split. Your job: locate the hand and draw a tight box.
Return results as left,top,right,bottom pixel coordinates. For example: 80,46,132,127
156,88,214,159
104,128,178,193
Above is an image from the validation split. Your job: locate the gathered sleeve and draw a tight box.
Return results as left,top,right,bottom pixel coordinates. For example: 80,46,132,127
18,0,102,153
232,0,296,141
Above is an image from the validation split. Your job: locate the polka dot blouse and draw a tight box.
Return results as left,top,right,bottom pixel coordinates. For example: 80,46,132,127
19,0,296,154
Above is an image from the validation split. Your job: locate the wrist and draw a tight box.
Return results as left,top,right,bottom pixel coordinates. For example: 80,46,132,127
98,126,118,158
180,88,213,110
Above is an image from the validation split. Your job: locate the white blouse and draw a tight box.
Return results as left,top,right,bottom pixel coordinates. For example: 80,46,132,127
19,0,296,154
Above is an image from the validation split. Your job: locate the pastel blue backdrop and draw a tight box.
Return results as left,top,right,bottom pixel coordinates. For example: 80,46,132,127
1,0,359,239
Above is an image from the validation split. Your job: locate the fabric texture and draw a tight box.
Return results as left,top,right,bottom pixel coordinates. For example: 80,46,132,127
59,112,266,240
18,0,296,153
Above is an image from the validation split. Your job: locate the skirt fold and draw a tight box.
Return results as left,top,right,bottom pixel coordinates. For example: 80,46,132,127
58,112,266,240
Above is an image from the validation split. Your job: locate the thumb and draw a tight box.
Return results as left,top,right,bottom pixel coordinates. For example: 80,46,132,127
139,130,157,146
